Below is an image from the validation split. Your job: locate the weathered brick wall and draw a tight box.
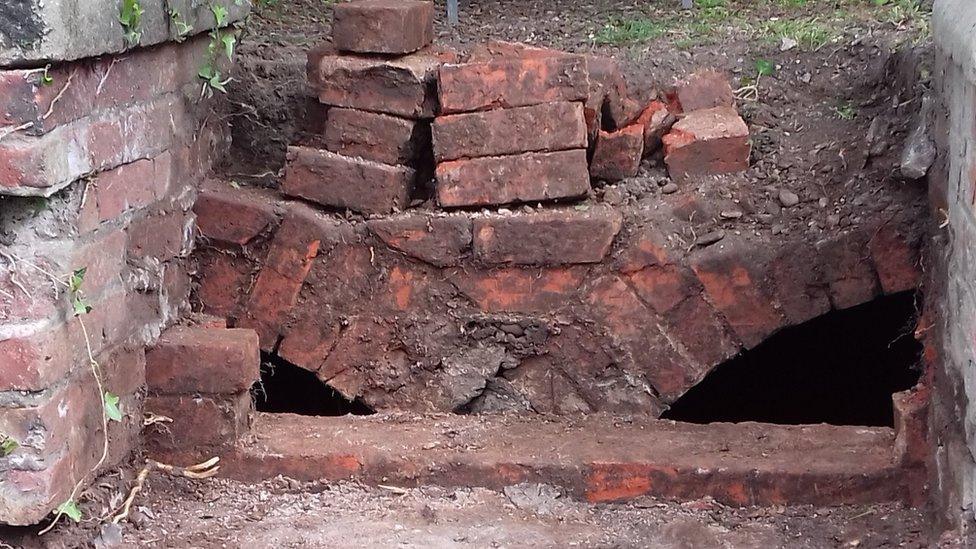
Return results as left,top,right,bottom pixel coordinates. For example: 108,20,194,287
928,0,976,530
0,2,248,526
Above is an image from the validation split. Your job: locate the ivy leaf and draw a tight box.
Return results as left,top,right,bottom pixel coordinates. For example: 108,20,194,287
221,33,236,60
0,435,18,457
755,59,775,77
103,392,123,422
71,295,92,317
211,4,230,27
69,267,86,294
57,500,83,522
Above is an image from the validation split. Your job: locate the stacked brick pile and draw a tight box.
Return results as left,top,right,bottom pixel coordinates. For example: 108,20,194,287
0,1,248,526
145,320,260,460
285,0,442,214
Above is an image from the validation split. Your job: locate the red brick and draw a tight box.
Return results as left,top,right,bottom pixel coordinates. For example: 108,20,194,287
70,229,126,297
869,221,922,294
666,69,735,113
333,0,434,54
432,102,587,162
324,108,428,165
0,37,209,135
452,267,586,313
473,205,622,265
126,209,191,260
194,189,277,246
661,294,740,369
438,49,589,114
91,158,160,223
146,326,259,395
689,239,786,349
893,386,929,467
633,100,676,153
144,391,253,454
584,275,694,402
368,214,472,267
816,229,881,310
195,251,254,320
585,55,642,129
768,243,831,326
663,107,750,180
0,95,190,196
308,45,449,118
590,124,645,182
318,317,396,400
240,207,336,348
435,149,590,208
283,146,414,214
277,315,340,372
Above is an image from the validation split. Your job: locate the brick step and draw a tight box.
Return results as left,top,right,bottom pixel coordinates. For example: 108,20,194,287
207,413,906,507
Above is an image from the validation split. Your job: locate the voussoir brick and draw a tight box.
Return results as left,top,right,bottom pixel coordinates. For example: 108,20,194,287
473,205,622,265
368,214,473,267
435,149,590,208
194,189,278,246
333,0,434,54
283,146,415,214
432,102,587,162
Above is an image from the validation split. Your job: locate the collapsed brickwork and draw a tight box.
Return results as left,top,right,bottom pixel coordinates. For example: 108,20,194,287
193,1,925,417
0,0,248,526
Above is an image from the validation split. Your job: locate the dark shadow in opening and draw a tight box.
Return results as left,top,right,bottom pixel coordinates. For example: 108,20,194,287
662,291,922,427
254,352,374,416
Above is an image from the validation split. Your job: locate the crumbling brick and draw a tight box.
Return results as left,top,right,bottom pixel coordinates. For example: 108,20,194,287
194,189,277,246
324,108,428,165
585,55,643,129
283,146,414,214
438,50,589,114
435,149,590,208
868,221,923,294
451,267,587,313
308,45,450,118
473,206,622,265
666,69,735,113
144,391,253,454
816,229,881,310
333,0,434,54
634,100,676,153
146,326,260,395
126,209,192,261
432,102,587,162
663,106,750,180
590,124,645,182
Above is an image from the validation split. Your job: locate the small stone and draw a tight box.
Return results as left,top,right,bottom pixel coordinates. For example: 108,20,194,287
826,214,841,228
778,189,800,208
771,224,784,235
818,197,828,208
696,229,726,247
720,210,743,219
662,182,679,194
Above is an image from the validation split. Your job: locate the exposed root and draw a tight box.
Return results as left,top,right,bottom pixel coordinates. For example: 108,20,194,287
109,458,221,525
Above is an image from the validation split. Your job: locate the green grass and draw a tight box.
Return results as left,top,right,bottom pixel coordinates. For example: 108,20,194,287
833,101,857,120
595,17,667,45
761,17,835,50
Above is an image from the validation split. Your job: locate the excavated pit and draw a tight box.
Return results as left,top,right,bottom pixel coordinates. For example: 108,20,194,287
663,291,923,426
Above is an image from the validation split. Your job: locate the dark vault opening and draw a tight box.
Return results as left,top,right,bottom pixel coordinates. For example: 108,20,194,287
662,291,922,427
254,353,374,416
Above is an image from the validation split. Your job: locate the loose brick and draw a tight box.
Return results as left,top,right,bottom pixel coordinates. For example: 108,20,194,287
634,101,676,153
324,108,428,165
438,50,589,114
146,326,260,395
666,69,735,113
585,55,642,129
194,189,277,246
816,229,881,310
145,391,253,454
689,239,786,349
452,267,587,313
283,146,414,214
590,124,645,182
435,149,590,208
333,0,434,54
368,214,472,267
473,205,622,265
308,45,449,118
432,102,587,162
663,106,750,180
